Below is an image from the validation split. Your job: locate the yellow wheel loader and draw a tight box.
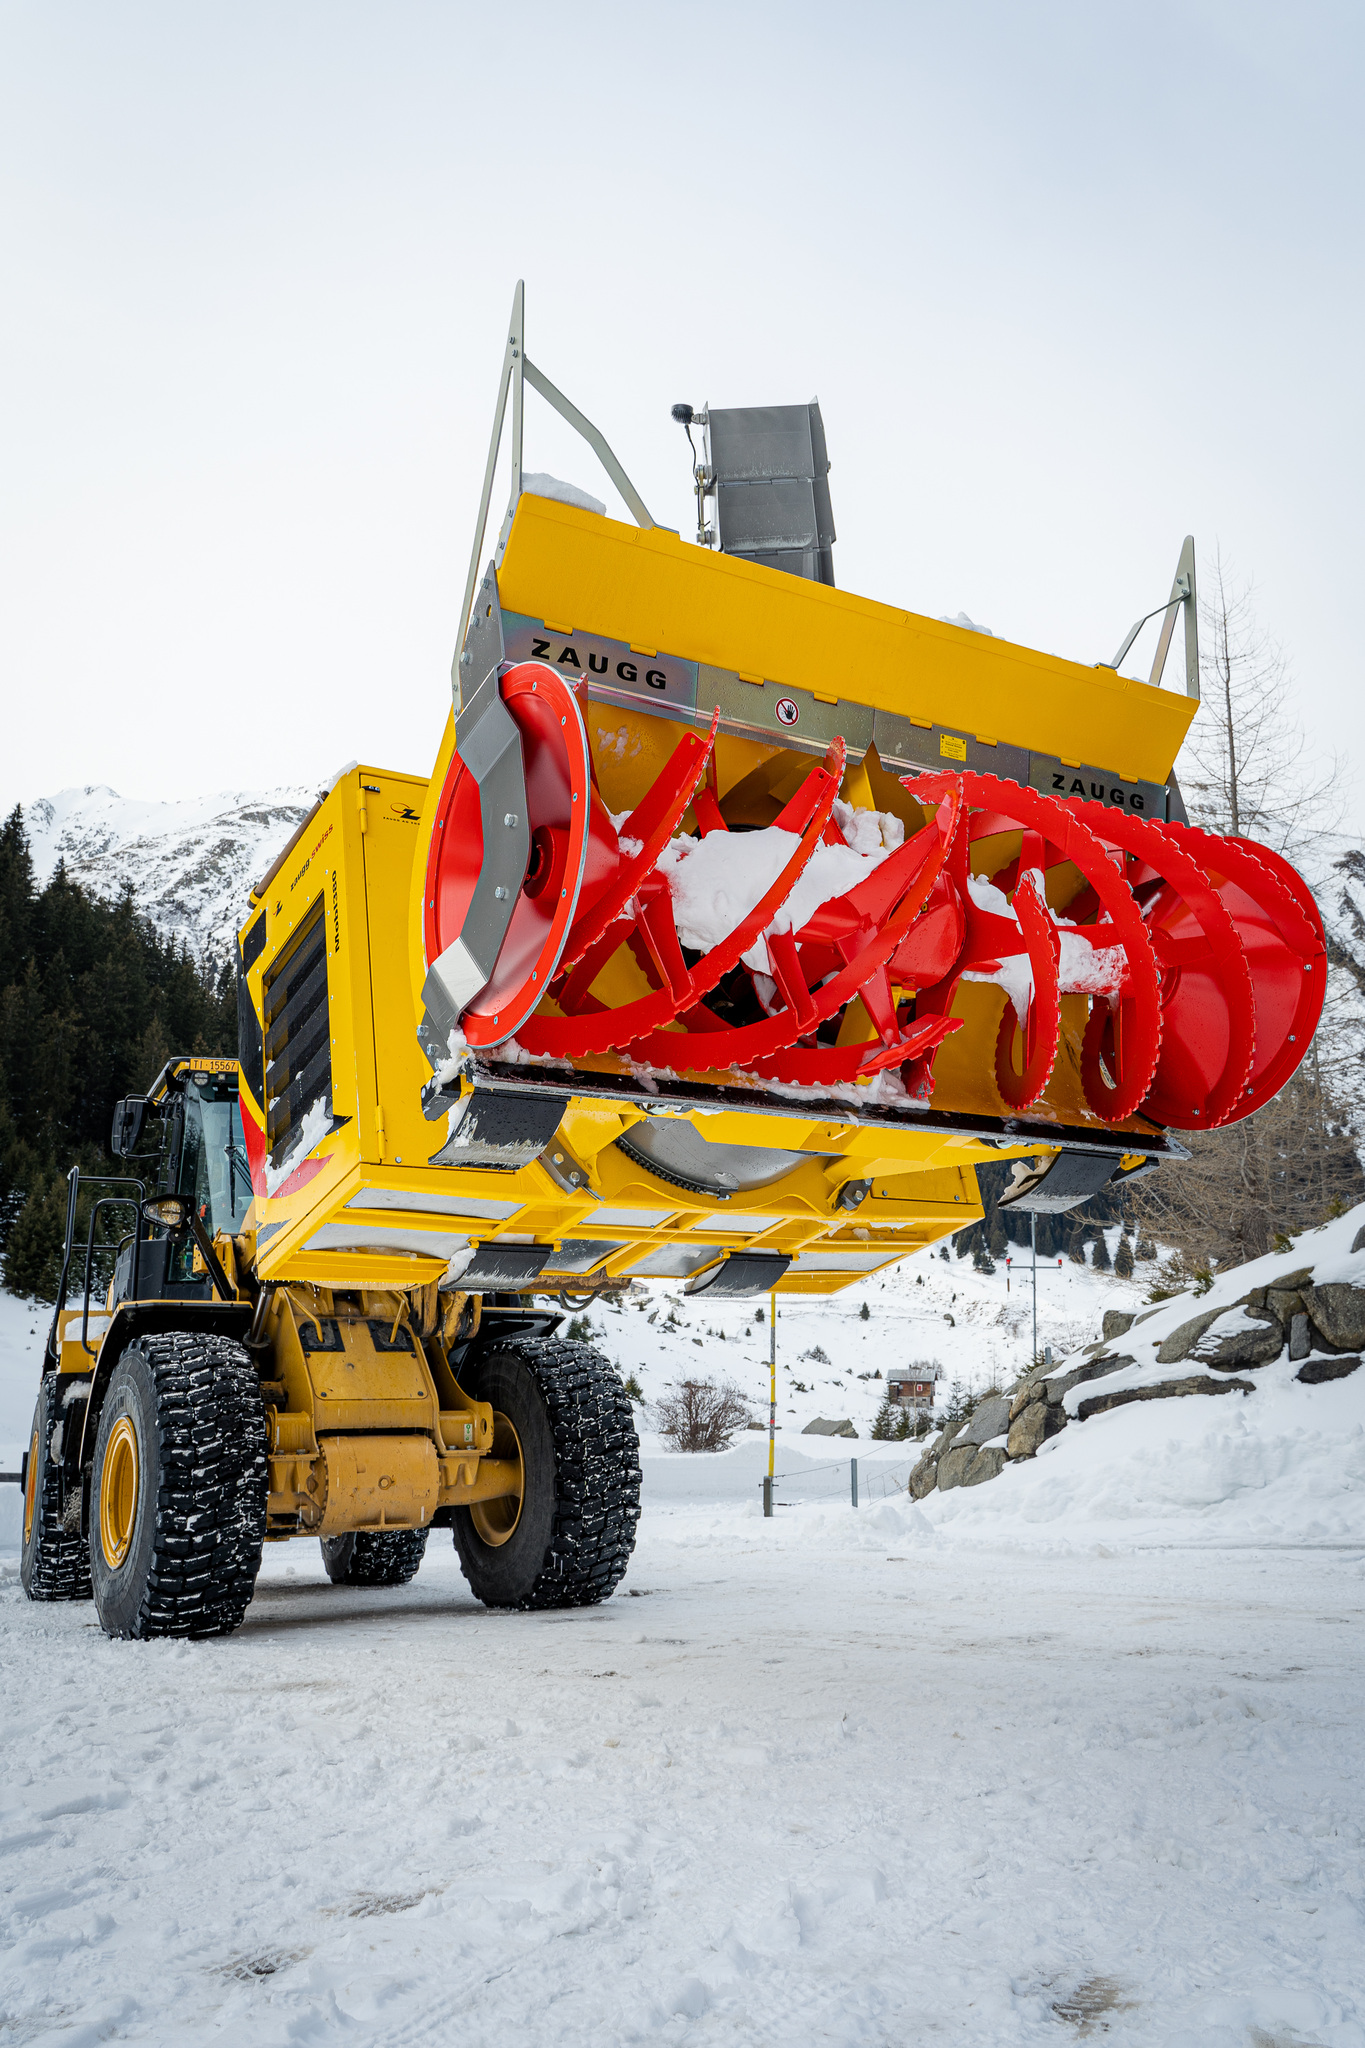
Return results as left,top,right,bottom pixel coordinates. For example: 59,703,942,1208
20,284,1325,1637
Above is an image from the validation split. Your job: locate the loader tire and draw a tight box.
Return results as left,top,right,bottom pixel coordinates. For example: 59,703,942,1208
452,1338,640,1611
89,1333,267,1640
320,1527,429,1587
20,1375,92,1603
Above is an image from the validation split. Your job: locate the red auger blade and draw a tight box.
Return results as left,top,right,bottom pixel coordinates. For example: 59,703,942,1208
907,771,1164,1123
517,740,847,1058
1168,824,1326,1121
426,676,1324,1133
993,867,1061,1110
628,783,967,1086
1081,809,1255,1129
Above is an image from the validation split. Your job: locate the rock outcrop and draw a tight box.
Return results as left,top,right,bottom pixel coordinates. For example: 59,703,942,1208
905,1231,1365,1501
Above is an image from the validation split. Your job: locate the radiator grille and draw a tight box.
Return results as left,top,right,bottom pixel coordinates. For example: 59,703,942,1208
263,902,332,1170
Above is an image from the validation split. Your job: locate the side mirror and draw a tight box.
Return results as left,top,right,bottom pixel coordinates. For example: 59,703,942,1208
110,1095,149,1158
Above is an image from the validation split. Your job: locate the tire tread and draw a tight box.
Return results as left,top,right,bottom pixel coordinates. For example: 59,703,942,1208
470,1337,641,1612
94,1332,267,1639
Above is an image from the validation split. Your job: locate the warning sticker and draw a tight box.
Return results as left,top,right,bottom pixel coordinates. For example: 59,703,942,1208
939,733,968,761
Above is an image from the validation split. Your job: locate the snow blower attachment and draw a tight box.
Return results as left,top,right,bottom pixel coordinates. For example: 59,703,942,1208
230,281,1325,1315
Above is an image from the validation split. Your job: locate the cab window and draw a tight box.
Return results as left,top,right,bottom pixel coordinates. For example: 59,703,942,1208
176,1075,253,1236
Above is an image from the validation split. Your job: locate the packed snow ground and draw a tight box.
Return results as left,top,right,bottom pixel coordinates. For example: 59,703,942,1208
3,1494,1363,2045
5,1223,1365,2041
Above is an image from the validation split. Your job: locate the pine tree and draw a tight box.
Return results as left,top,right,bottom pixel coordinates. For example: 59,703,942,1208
1091,1231,1112,1272
943,1378,973,1425
1114,1236,1134,1279
972,1242,996,1274
870,1397,899,1440
859,1301,870,1321
4,1173,71,1300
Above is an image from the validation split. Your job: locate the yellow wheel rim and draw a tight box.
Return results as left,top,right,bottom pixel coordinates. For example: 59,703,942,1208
470,1411,524,1548
23,1424,39,1546
99,1414,140,1570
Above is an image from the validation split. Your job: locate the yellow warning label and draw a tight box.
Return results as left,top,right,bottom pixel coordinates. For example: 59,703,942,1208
939,733,967,761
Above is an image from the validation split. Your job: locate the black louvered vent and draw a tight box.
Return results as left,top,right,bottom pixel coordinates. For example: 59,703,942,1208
263,902,332,1170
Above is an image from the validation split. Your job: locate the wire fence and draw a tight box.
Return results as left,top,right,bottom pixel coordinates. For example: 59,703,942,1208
765,1455,919,1508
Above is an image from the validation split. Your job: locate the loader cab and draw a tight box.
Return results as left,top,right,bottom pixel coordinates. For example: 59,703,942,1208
108,1059,251,1306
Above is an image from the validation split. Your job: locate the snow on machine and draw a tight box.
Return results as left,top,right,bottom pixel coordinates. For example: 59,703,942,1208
21,286,1326,1635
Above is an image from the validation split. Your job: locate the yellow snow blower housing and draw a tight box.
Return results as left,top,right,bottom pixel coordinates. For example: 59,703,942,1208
233,286,1326,1302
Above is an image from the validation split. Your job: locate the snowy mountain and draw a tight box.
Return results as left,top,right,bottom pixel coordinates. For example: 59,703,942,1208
22,783,318,970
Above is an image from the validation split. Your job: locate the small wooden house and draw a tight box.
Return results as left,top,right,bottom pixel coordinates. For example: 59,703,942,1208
888,1367,942,1409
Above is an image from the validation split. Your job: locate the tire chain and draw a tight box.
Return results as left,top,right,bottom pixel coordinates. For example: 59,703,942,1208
22,1375,93,1601
327,1528,429,1586
121,1332,268,1638
510,1337,642,1610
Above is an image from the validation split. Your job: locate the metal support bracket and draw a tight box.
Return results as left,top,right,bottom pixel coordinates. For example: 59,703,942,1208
1106,535,1199,698
454,281,658,686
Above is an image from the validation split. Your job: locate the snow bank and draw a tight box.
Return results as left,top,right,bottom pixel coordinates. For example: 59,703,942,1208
925,1360,1365,1548
922,1205,1365,1549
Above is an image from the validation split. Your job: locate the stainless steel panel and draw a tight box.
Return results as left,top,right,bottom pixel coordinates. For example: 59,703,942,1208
873,709,1028,786
697,666,872,759
1028,754,1168,819
502,611,697,720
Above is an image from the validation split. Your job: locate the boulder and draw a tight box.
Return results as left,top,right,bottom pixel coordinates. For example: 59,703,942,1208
1007,1399,1066,1459
907,1450,940,1500
958,1393,1012,1448
1189,1307,1284,1370
1155,1307,1225,1364
962,1446,1006,1486
1009,1375,1049,1421
802,1417,857,1438
936,1443,979,1491
1289,1313,1311,1362
1265,1286,1308,1327
1296,1354,1362,1385
1076,1375,1254,1421
1352,1225,1365,1255
907,1414,963,1499
1102,1309,1135,1341
1304,1283,1365,1353
1045,1355,1134,1405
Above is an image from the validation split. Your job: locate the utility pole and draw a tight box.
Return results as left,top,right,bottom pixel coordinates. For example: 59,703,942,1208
764,1288,777,1517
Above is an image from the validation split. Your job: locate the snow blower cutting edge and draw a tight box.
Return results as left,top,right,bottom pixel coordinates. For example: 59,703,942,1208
21,283,1325,1636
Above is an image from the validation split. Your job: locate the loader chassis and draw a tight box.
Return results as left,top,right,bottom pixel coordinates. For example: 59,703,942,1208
23,1056,640,1636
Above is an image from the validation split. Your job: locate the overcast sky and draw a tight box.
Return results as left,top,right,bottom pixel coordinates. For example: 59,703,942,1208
2,2,1361,829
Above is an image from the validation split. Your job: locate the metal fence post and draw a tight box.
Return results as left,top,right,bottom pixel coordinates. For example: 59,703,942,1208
850,1457,858,1509
763,1475,773,1518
